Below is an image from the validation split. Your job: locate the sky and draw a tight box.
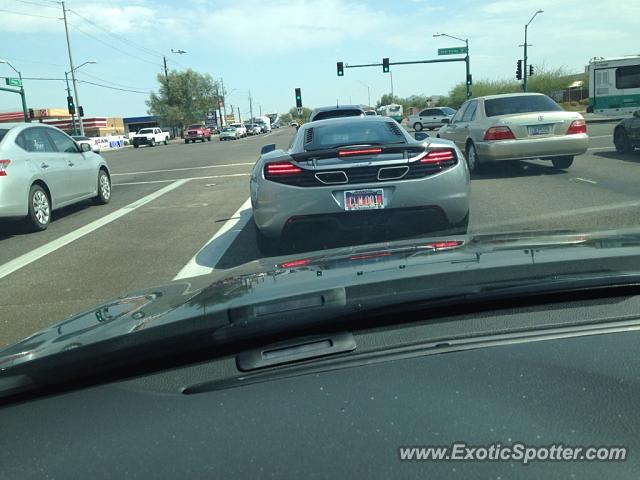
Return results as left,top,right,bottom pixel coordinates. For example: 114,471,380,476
0,0,638,118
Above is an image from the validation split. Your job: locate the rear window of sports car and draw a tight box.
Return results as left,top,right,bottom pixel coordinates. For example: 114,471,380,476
484,95,562,117
305,121,406,151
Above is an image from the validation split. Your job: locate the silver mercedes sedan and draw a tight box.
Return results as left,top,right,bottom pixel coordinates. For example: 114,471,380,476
250,116,470,255
0,123,111,231
437,93,589,173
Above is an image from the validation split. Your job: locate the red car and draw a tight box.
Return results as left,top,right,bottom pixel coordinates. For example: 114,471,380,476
184,124,211,143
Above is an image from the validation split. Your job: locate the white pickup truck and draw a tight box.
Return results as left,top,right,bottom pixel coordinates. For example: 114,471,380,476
132,127,170,148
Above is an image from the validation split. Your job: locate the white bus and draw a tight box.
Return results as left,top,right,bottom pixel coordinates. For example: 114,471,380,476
377,103,403,123
588,55,640,117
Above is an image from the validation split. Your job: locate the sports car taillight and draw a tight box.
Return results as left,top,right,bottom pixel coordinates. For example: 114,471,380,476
566,119,586,135
265,162,302,177
0,159,10,176
419,149,455,164
483,126,515,141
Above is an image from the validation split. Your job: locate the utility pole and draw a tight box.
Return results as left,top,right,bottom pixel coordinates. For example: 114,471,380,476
163,56,168,81
390,70,394,98
60,1,84,135
259,104,262,116
248,90,253,121
523,9,543,92
220,78,227,123
237,106,241,123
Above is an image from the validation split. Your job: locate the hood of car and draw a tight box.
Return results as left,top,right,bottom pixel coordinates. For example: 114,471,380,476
2,228,640,371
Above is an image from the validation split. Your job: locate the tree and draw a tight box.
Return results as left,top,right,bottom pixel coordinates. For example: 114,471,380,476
288,106,312,122
147,69,219,131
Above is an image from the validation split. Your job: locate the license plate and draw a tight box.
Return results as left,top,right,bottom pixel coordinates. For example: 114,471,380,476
528,124,552,136
344,189,384,211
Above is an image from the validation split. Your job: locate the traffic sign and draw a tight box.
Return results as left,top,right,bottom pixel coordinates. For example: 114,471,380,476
5,78,22,87
297,107,303,115
437,47,468,56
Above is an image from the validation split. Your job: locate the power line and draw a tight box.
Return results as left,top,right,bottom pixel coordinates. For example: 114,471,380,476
76,71,156,91
70,24,164,68
14,0,58,9
68,9,165,60
77,79,151,94
0,8,58,19
0,56,66,67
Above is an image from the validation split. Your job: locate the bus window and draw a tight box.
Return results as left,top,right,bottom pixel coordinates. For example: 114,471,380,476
616,65,640,89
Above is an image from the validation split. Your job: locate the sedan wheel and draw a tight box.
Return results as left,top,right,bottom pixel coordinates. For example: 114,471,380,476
465,142,482,174
614,128,632,154
413,123,423,131
551,156,574,170
28,185,50,231
94,170,111,205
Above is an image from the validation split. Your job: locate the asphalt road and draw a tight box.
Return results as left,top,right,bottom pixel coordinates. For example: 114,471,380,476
1,123,639,347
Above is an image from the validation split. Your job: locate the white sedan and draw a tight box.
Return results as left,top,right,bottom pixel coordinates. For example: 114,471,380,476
0,123,111,231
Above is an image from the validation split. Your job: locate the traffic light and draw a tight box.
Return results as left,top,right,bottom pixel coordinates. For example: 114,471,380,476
67,95,75,115
78,106,84,117
529,64,534,76
337,61,344,77
382,57,390,73
466,74,473,86
28,108,34,120
295,88,302,108
516,60,523,80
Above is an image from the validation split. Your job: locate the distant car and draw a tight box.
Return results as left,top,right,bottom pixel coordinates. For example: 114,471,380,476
408,107,456,131
184,124,211,143
0,123,111,231
613,110,640,153
246,124,262,136
272,123,280,129
364,110,377,116
219,126,241,141
309,105,366,122
132,127,169,148
290,121,298,127
437,93,589,173
229,123,247,137
72,135,100,153
250,116,470,255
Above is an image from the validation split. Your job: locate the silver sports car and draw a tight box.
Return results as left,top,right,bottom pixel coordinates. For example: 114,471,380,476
250,116,470,254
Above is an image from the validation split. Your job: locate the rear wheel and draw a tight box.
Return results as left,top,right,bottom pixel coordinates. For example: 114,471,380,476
133,144,139,148
185,139,189,144
413,122,423,131
164,138,168,145
614,127,632,153
207,136,211,142
27,184,50,231
255,222,279,256
465,142,482,174
551,156,574,169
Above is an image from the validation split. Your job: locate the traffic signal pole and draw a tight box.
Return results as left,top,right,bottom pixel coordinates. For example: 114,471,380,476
64,72,77,135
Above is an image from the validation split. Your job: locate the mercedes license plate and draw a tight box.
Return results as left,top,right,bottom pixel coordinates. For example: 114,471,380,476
528,124,552,136
344,189,384,211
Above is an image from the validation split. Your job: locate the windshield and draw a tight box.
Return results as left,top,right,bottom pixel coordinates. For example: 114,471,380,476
484,95,563,116
1,1,640,423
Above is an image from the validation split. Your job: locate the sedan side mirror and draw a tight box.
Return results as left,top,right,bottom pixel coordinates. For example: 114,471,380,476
80,143,92,152
260,144,276,155
414,132,429,141
441,118,451,124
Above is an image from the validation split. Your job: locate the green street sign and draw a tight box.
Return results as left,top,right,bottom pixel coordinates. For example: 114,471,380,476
5,78,22,87
438,47,468,56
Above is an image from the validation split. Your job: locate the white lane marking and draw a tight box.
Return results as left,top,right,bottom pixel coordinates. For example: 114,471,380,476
173,198,253,280
0,180,189,281
111,162,254,176
114,173,250,186
589,135,613,139
573,177,598,184
474,200,640,233
587,146,612,151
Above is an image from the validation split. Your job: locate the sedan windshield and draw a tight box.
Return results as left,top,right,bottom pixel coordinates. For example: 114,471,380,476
138,128,154,134
484,95,563,117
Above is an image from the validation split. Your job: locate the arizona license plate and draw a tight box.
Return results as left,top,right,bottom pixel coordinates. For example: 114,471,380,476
344,189,384,211
528,124,552,136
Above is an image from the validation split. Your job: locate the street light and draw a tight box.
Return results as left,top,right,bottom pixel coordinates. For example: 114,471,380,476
523,9,543,92
357,80,371,108
0,59,28,122
433,33,471,99
65,60,96,135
